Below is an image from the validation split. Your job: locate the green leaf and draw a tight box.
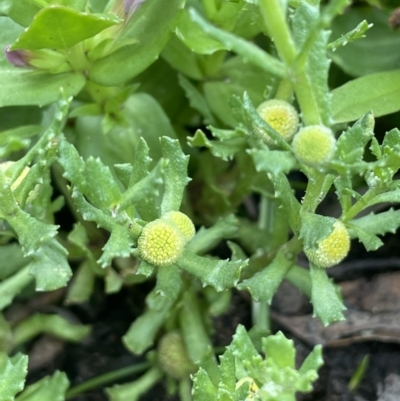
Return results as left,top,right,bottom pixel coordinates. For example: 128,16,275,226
192,368,218,401
188,129,247,161
249,148,297,175
12,313,90,346
106,367,163,401
332,70,400,123
0,17,24,67
334,112,374,165
330,8,400,76
348,223,383,251
0,125,41,158
105,268,123,294
66,261,95,304
0,244,27,280
118,162,163,219
28,239,72,291
74,93,177,169
146,265,182,311
309,265,346,326
268,172,301,234
176,8,226,55
160,137,190,215
300,212,335,251
162,34,203,80
298,345,323,376
218,349,236,394
187,215,239,255
0,70,85,107
123,308,169,354
16,371,69,401
262,331,295,369
229,324,261,378
237,250,293,303
178,75,215,124
0,354,27,401
71,187,114,231
187,8,285,78
98,223,133,268
6,1,41,27
10,6,120,50
177,251,246,292
83,157,122,211
351,208,400,239
0,176,56,246
89,0,185,86
328,20,372,52
0,266,33,311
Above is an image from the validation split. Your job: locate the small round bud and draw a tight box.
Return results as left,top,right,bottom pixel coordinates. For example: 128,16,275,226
157,331,196,379
138,219,185,266
0,161,30,190
305,221,350,268
162,211,195,241
292,125,336,166
256,99,299,145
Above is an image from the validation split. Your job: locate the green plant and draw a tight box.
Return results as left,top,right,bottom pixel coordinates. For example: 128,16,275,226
1,0,400,400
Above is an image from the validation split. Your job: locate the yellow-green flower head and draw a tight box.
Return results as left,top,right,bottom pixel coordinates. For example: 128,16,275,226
162,211,195,241
157,331,196,379
256,99,299,145
138,219,185,266
292,125,336,167
0,161,30,190
305,221,350,268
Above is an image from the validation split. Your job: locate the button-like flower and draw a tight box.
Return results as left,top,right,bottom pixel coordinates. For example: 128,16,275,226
305,221,350,268
162,211,195,241
292,125,336,167
256,99,299,145
138,219,185,266
157,331,196,379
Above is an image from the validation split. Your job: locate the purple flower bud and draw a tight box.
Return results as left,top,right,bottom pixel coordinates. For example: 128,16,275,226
124,0,146,14
4,46,30,67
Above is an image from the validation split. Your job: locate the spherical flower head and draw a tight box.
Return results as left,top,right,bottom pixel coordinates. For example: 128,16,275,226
0,161,30,190
157,331,196,379
162,211,195,241
138,219,185,266
292,125,336,167
305,221,350,268
256,99,299,145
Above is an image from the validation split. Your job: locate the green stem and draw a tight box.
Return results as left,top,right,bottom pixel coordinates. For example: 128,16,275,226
259,0,322,125
275,78,293,102
66,362,152,398
179,290,214,364
179,378,192,401
66,42,91,72
259,0,297,64
341,188,381,222
252,196,272,329
285,265,312,298
251,300,270,331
